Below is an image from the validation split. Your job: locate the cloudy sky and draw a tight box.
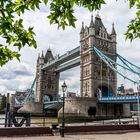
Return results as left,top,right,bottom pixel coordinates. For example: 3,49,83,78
0,0,139,95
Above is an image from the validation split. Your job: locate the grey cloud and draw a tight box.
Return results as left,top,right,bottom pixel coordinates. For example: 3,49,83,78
0,1,139,94
0,67,32,80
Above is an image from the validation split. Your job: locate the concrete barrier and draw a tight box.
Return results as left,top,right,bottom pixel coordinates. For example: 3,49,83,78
0,127,52,137
65,124,139,133
0,124,138,137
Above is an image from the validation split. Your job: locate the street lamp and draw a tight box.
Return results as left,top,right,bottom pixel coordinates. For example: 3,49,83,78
137,85,140,129
61,81,67,137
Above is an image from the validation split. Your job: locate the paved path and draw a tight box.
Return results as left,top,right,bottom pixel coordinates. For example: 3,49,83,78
0,131,140,140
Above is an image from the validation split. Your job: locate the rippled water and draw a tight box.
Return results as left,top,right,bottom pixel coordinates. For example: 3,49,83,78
0,114,5,127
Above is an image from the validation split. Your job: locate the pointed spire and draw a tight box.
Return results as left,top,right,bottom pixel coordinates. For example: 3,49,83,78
89,14,95,27
41,51,44,58
47,47,51,52
38,53,40,58
96,11,101,19
80,21,84,33
111,23,116,35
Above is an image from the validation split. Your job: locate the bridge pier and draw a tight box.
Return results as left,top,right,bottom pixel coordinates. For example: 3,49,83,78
122,104,131,117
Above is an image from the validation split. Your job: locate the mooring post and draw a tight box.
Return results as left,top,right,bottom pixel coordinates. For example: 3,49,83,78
5,93,10,127
8,111,13,127
26,113,31,127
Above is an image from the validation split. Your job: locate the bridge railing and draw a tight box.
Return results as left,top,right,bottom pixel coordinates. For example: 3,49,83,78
98,95,140,103
0,116,58,128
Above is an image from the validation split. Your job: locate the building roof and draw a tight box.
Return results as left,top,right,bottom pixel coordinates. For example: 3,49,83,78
89,15,95,28
44,48,54,63
95,14,105,35
111,23,116,35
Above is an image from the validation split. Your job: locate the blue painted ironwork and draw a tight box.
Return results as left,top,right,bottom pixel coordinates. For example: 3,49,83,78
14,78,36,107
98,95,140,103
43,100,63,110
116,52,140,76
42,46,80,70
55,57,80,72
14,45,140,109
94,47,140,84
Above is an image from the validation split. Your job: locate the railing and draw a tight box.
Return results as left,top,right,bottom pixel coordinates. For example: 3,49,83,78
65,119,138,126
0,115,138,128
98,95,140,103
0,116,58,127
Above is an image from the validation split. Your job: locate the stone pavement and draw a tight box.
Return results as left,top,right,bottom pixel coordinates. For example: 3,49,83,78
0,131,140,140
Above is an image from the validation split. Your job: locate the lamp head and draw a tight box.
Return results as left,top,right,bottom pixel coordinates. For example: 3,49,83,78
62,81,67,93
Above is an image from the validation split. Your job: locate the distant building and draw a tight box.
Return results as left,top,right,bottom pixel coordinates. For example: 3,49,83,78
0,94,3,110
67,92,76,97
14,91,27,102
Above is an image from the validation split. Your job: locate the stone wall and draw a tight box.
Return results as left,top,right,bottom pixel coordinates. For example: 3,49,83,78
59,97,97,116
18,102,43,113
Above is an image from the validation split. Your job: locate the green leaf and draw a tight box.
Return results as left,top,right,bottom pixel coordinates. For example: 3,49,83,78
43,0,48,5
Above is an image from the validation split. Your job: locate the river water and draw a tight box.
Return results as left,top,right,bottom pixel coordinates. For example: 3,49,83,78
0,114,5,127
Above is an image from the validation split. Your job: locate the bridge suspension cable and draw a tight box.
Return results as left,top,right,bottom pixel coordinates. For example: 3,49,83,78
93,47,140,84
116,52,140,76
15,77,36,106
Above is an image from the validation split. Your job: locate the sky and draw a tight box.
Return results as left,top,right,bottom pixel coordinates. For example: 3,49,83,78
0,0,140,95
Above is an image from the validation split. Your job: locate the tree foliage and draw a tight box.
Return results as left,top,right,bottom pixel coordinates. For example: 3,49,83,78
125,0,140,41
0,0,139,66
1,95,6,111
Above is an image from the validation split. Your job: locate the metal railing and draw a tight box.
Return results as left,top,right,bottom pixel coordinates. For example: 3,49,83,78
0,116,58,127
98,95,140,103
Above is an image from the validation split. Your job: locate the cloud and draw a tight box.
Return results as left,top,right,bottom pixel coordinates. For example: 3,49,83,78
0,1,139,95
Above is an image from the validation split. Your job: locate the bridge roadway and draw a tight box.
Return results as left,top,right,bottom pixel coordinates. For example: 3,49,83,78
98,95,140,103
42,46,80,71
43,95,140,110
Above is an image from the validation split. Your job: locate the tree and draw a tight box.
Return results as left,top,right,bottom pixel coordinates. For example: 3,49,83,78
0,0,139,66
1,95,6,112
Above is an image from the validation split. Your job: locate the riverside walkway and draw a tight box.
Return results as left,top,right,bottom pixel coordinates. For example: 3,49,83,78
1,131,140,140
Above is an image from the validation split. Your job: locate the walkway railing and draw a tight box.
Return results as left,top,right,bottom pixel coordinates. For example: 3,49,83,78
0,116,58,127
98,95,140,103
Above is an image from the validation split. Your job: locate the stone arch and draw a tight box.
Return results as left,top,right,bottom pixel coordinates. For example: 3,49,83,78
43,94,53,102
95,83,114,97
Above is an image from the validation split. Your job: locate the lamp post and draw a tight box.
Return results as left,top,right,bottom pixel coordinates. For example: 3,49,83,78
61,81,67,137
137,85,140,129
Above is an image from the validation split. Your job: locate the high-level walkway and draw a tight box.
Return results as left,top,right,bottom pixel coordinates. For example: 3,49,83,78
42,46,80,71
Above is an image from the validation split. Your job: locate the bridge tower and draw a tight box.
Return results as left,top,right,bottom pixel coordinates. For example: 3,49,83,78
35,49,59,103
80,14,117,116
80,14,117,98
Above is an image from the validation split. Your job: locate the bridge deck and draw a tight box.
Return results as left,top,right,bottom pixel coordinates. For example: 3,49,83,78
43,100,63,110
43,96,140,110
98,96,140,103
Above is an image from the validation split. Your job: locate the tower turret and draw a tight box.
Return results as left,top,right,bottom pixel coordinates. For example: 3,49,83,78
44,48,54,63
89,14,95,28
111,23,116,42
37,51,44,65
80,22,84,40
89,14,95,47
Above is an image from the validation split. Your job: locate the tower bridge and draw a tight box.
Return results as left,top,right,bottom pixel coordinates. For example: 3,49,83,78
14,14,140,118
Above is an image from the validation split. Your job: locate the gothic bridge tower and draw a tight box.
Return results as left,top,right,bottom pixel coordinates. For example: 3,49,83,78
80,14,117,116
35,49,59,103
80,14,117,98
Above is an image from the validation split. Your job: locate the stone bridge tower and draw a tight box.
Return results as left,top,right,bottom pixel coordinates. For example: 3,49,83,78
35,49,59,103
80,14,117,99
